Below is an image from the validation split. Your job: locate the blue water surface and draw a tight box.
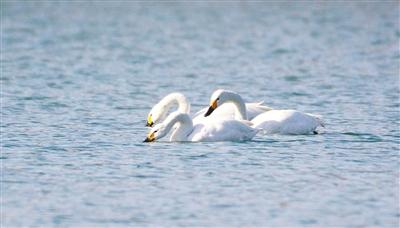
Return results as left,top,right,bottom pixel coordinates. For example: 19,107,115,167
2,2,399,227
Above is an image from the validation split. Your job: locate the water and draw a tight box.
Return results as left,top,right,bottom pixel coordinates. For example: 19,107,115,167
2,2,399,227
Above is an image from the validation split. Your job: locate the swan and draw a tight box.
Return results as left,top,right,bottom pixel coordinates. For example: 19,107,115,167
204,89,324,135
146,92,272,127
143,111,258,142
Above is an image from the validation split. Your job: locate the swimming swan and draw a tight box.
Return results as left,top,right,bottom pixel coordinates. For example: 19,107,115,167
146,92,272,127
144,111,258,142
204,89,324,135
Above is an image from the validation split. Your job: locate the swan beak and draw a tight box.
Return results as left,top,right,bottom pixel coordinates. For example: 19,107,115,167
146,115,153,127
204,99,218,117
143,132,155,142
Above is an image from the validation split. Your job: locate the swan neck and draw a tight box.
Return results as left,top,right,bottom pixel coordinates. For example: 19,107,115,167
165,93,190,114
168,113,193,141
157,93,190,121
176,95,190,114
228,93,247,120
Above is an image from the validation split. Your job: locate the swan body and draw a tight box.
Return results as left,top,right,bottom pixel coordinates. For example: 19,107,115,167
252,110,324,135
146,92,272,127
144,112,258,142
205,89,324,135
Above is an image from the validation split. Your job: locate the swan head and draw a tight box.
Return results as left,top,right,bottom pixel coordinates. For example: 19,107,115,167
143,123,167,142
204,89,233,117
146,92,189,127
146,104,167,127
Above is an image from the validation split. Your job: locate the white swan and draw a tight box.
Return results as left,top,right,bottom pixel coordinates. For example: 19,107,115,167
204,89,324,135
144,111,258,142
146,92,271,127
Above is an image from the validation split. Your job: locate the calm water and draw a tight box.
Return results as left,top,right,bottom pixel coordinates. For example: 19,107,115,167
2,2,399,227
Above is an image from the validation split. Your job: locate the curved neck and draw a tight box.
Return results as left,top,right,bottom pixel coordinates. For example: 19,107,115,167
159,93,190,115
164,113,193,141
226,92,247,120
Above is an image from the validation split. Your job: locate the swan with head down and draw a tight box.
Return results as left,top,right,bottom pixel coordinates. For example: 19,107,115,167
144,111,258,142
204,89,324,135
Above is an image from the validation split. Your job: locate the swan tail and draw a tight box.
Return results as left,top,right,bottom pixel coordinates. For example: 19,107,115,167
249,101,274,112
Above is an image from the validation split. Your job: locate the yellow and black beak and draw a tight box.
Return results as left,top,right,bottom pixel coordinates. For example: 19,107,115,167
143,132,156,142
146,115,153,127
204,99,218,117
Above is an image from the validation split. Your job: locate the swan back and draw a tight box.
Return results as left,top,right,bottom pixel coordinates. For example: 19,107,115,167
245,102,273,120
189,118,258,142
252,110,323,134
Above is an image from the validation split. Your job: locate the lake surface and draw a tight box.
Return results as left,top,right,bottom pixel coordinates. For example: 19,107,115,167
2,2,399,227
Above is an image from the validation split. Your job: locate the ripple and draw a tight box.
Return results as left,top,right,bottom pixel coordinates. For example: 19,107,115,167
342,132,383,142
20,95,51,101
2,2,399,227
284,75,301,82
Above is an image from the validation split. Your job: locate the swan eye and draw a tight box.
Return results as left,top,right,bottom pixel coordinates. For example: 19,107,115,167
217,98,220,101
